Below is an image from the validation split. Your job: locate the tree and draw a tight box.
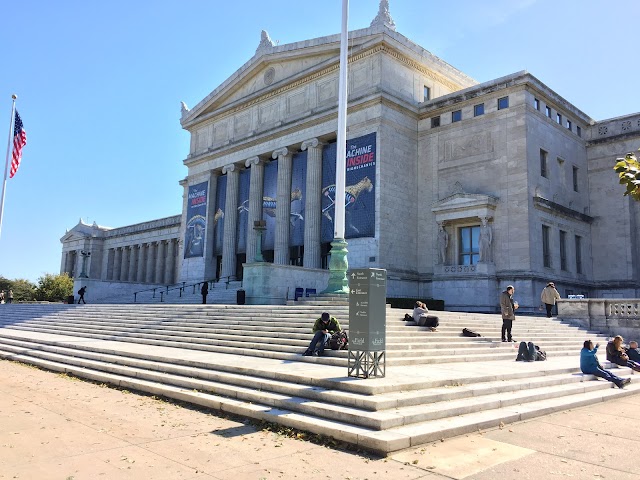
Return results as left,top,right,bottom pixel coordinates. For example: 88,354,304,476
11,279,36,302
614,149,640,201
34,273,73,302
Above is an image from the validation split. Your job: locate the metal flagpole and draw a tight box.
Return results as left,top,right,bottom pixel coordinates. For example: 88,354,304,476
323,0,350,294
0,94,17,240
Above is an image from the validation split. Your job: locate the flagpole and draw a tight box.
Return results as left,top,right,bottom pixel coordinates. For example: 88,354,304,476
0,94,17,239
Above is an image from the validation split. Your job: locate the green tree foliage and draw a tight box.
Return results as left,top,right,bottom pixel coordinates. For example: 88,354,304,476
11,279,36,302
614,149,640,201
0,276,11,293
34,273,73,302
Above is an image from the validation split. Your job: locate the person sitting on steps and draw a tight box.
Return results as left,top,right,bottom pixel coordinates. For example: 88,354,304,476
412,301,438,331
606,335,640,373
302,312,341,357
626,340,640,362
581,340,629,389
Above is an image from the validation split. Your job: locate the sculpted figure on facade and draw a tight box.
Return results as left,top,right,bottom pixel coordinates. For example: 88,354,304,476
478,217,493,263
437,222,448,265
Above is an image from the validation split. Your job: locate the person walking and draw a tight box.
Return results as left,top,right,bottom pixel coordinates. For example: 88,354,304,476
500,285,518,342
201,282,208,304
581,340,629,388
541,282,561,317
302,312,342,357
77,286,87,304
7,290,13,304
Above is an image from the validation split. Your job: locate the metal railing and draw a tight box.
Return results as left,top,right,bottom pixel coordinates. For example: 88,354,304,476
133,277,241,303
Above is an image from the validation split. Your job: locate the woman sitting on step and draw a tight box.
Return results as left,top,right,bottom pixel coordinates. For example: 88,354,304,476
412,301,438,331
606,335,640,373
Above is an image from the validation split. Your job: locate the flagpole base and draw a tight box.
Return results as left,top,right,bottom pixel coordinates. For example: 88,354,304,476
323,238,349,295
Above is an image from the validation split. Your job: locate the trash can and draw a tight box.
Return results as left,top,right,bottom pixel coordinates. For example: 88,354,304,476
67,295,75,304
236,289,246,305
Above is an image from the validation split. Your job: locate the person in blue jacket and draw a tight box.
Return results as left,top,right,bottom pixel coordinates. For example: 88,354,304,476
580,340,630,389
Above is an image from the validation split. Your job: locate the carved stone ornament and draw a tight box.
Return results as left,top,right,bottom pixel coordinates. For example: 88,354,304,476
255,29,275,55
180,101,190,116
264,67,275,86
370,0,396,31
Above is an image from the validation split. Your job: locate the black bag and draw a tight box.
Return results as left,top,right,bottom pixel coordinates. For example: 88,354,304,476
535,345,547,361
462,328,481,337
404,313,414,321
329,330,349,350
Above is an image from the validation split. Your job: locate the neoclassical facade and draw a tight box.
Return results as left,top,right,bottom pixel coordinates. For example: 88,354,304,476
61,2,640,310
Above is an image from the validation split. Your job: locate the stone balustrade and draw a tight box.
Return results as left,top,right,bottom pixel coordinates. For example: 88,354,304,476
558,298,640,339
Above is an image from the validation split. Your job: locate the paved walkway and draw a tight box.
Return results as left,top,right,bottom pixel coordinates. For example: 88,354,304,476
0,359,637,480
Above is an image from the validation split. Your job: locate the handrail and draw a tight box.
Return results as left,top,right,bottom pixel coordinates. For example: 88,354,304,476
133,277,243,302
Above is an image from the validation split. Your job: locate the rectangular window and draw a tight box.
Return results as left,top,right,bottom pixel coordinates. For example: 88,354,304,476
424,85,431,101
459,226,480,265
542,225,551,268
572,166,579,192
474,103,484,116
498,96,509,110
575,235,583,274
566,119,572,131
431,116,440,128
534,98,540,110
556,113,562,124
546,106,552,118
452,110,462,122
577,125,582,137
540,149,548,178
560,230,567,271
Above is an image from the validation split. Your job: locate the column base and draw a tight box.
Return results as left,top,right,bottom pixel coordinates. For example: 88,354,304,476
323,238,349,295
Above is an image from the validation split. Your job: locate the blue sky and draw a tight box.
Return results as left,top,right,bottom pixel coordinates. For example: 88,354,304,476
1,0,639,283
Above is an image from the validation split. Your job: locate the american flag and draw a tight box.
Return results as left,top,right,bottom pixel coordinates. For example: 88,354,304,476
9,111,27,179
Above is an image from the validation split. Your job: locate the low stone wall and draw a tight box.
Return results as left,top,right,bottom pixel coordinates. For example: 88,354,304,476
242,263,329,305
558,298,640,339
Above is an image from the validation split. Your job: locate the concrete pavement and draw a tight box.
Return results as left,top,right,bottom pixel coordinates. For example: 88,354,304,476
0,359,637,480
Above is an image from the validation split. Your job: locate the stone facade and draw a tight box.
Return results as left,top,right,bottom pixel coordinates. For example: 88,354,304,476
60,3,640,310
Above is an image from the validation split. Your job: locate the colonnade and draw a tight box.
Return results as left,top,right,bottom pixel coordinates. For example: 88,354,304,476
212,138,326,280
106,238,178,284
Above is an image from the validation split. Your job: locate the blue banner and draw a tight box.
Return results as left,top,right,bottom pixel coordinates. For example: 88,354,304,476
184,181,208,258
290,151,307,247
321,132,376,242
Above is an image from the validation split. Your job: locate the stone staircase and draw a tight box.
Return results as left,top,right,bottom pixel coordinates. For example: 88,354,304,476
0,303,636,455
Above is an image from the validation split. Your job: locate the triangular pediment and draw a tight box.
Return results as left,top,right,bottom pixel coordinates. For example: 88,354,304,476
60,220,111,243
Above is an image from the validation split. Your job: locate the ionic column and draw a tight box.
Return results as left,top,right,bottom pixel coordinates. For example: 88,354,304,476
245,156,265,263
137,244,144,282
165,239,176,284
301,138,324,268
145,243,155,283
106,249,115,280
272,147,293,265
121,246,130,281
114,247,123,281
154,241,165,284
128,245,138,282
221,163,240,280
203,171,220,280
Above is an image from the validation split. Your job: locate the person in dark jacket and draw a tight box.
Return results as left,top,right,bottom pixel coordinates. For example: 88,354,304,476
606,335,640,372
302,312,341,357
500,285,518,342
77,286,87,304
626,340,640,362
581,340,629,388
200,282,208,304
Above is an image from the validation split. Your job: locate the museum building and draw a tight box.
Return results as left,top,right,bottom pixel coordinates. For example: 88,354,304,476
60,2,640,311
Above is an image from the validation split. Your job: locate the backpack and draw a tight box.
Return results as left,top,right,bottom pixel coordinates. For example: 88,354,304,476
403,313,414,321
462,327,481,337
329,330,349,350
535,345,547,361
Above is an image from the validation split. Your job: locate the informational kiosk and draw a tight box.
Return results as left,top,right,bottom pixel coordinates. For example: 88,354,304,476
347,268,386,378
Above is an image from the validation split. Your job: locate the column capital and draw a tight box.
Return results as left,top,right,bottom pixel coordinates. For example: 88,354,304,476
272,147,291,159
245,156,265,168
301,138,324,151
222,163,239,174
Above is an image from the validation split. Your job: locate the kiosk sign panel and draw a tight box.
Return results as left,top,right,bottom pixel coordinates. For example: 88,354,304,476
348,268,386,351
